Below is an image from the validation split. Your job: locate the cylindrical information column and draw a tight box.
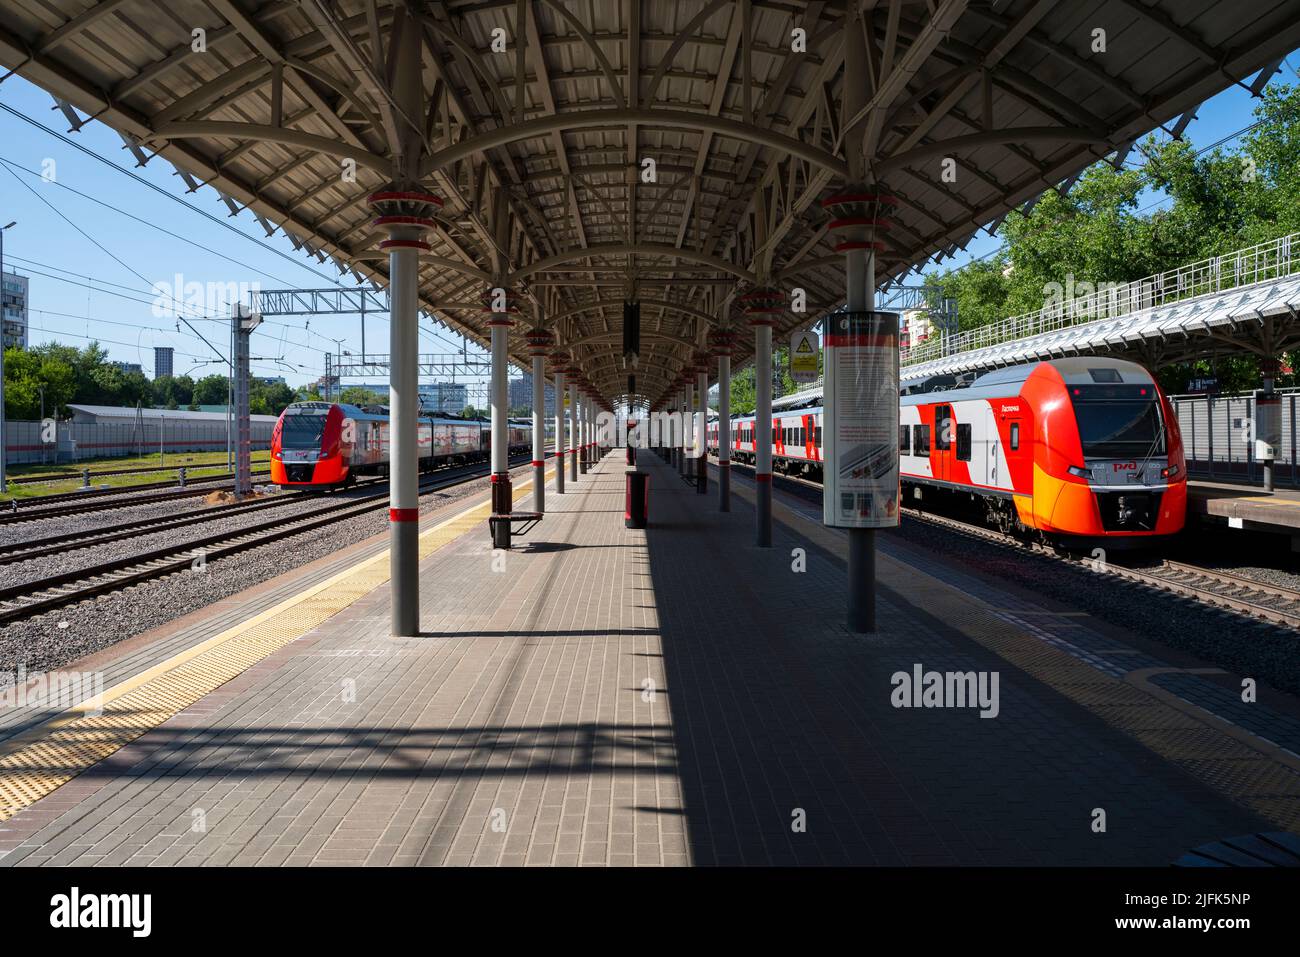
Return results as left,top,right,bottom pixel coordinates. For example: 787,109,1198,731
822,189,901,632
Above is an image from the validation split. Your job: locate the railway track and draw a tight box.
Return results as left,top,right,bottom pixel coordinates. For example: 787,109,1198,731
0,472,273,524
899,506,1300,629
710,453,1300,630
0,487,320,565
0,458,517,627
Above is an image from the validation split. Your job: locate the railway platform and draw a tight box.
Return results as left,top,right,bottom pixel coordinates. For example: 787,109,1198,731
0,452,1297,867
1189,480,1300,541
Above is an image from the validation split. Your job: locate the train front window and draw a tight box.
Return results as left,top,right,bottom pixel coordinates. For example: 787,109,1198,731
281,414,328,449
1069,386,1164,459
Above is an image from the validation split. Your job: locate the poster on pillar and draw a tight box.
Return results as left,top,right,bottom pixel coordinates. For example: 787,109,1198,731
822,310,900,529
789,328,819,384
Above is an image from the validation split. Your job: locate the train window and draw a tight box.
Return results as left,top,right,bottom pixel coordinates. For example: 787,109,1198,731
798,428,806,445
281,413,327,448
934,405,952,450
956,423,972,461
899,425,911,453
913,424,930,457
815,426,822,446
1010,422,1020,451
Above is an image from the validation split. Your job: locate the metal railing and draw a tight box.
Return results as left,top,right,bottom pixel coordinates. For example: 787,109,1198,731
900,231,1300,369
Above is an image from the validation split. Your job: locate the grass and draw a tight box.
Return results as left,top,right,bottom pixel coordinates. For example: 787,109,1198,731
1,450,271,502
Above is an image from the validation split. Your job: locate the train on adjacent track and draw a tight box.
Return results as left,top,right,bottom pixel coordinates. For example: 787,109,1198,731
270,401,532,487
708,357,1187,546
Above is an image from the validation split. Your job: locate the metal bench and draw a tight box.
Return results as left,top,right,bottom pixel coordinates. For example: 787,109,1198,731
488,511,543,547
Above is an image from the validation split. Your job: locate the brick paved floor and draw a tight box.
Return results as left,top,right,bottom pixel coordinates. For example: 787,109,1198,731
0,451,1285,866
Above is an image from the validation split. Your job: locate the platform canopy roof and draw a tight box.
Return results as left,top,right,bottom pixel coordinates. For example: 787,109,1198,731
3,0,1299,406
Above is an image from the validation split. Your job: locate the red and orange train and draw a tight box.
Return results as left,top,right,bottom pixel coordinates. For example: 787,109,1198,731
708,357,1186,545
270,401,532,487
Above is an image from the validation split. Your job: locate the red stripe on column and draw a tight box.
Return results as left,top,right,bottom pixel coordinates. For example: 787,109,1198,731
531,460,545,467
755,473,772,482
389,508,419,522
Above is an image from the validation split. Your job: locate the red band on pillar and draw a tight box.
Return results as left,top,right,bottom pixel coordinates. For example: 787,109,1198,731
378,238,431,251
755,473,773,482
531,460,545,467
389,508,419,522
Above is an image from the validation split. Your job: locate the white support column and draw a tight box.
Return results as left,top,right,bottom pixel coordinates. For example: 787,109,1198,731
489,307,513,548
753,311,775,546
384,220,423,635
586,394,594,462
574,390,584,474
370,6,434,637
554,366,566,494
714,331,733,511
681,387,691,475
570,380,581,479
529,333,548,512
684,381,694,464
696,363,709,494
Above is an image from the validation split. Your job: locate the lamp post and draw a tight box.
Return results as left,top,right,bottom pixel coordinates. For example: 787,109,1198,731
1,220,17,495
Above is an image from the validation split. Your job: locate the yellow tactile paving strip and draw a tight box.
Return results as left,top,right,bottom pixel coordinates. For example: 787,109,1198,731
732,477,1300,832
0,475,547,822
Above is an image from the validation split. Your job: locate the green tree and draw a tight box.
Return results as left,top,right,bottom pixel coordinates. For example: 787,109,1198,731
2,345,76,419
339,386,384,406
152,374,194,409
192,373,229,406
249,380,295,416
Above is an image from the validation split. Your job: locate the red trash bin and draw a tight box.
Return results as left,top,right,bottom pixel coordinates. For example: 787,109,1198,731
624,471,649,528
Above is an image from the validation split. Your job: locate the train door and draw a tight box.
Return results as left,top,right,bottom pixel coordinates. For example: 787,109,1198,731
984,405,1000,488
932,404,952,482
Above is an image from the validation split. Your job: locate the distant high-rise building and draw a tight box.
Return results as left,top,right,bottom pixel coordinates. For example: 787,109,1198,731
508,374,556,415
419,382,469,414
154,346,175,379
1,269,28,350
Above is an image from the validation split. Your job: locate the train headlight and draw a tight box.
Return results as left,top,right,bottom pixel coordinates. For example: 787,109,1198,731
1161,463,1180,479
1067,465,1090,478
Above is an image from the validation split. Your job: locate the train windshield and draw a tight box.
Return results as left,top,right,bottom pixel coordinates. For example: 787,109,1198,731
280,413,328,449
1069,385,1164,459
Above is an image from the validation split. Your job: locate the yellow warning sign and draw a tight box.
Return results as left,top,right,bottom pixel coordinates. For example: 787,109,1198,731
790,329,819,383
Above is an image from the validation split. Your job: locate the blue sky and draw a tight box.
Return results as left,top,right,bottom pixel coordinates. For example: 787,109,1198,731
0,58,1294,389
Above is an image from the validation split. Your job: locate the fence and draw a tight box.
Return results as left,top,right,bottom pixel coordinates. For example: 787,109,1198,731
1171,391,1300,487
2,419,274,465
